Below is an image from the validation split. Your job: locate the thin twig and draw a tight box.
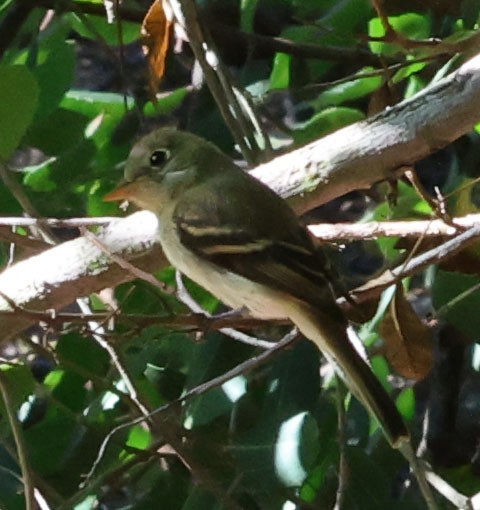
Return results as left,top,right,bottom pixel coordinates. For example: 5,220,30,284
334,380,348,510
346,223,480,305
33,0,395,66
179,329,298,401
0,307,280,332
4,221,480,333
175,271,276,348
77,231,155,420
0,371,36,510
0,159,57,244
397,442,439,510
424,469,471,509
167,0,264,163
84,329,297,484
434,281,480,319
80,227,172,294
0,0,36,59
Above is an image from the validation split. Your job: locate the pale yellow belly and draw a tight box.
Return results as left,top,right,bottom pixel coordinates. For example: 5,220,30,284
159,216,289,320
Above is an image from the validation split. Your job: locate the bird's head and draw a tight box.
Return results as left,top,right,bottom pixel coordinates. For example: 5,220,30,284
104,128,227,212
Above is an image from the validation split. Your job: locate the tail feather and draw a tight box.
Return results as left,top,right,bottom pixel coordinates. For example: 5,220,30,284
289,302,409,447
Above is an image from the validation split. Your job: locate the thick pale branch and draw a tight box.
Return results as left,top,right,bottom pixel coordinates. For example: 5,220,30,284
252,54,480,214
3,53,480,340
308,214,480,240
0,212,166,340
3,213,480,240
2,211,480,341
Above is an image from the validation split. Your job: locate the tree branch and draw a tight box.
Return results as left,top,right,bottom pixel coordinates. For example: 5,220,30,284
2,211,480,341
3,53,480,341
0,212,166,340
347,223,480,306
308,214,480,241
252,53,480,214
3,213,480,240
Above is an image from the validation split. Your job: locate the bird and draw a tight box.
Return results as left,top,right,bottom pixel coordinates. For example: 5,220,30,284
104,127,409,448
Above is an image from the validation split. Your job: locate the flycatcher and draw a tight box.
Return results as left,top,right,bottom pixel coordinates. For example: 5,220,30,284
104,128,408,447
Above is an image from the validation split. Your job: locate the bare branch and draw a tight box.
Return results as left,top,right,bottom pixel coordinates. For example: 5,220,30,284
0,371,36,510
0,212,166,340
308,214,480,241
0,217,116,228
3,53,480,340
252,53,480,214
347,223,480,305
3,212,480,241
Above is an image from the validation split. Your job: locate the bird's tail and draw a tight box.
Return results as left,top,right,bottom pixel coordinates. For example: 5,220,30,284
288,301,409,448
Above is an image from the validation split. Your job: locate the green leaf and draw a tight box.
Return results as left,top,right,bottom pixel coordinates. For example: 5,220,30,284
182,488,223,510
71,14,140,45
0,65,38,158
0,364,36,416
61,90,133,150
369,13,432,55
23,140,96,214
313,70,382,109
184,334,249,427
432,270,480,340
62,90,134,114
240,0,259,33
126,424,152,451
61,90,134,173
300,435,338,502
44,370,87,413
227,342,323,495
279,25,336,80
143,87,190,117
181,276,220,314
392,61,428,85
274,412,319,487
22,157,57,192
320,0,371,37
25,404,80,477
74,495,98,510
292,0,329,20
294,106,364,145
396,387,415,421
266,341,321,416
25,108,89,155
462,0,480,29
341,445,423,509
56,333,110,377
0,444,24,510
269,52,291,90
34,40,75,119
373,180,433,222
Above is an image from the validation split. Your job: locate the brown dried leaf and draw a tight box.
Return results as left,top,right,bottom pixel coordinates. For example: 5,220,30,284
142,0,172,94
379,285,433,380
440,250,480,274
342,297,379,324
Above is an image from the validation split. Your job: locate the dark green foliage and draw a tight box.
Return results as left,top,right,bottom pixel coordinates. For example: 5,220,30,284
0,0,480,508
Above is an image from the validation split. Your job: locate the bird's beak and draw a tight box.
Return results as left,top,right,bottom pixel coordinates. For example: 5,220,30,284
103,181,137,202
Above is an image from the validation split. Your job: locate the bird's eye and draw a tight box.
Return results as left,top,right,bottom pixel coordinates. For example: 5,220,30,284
149,149,169,168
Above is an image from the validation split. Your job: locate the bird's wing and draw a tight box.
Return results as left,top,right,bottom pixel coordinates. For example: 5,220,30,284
173,170,338,311
174,167,408,448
